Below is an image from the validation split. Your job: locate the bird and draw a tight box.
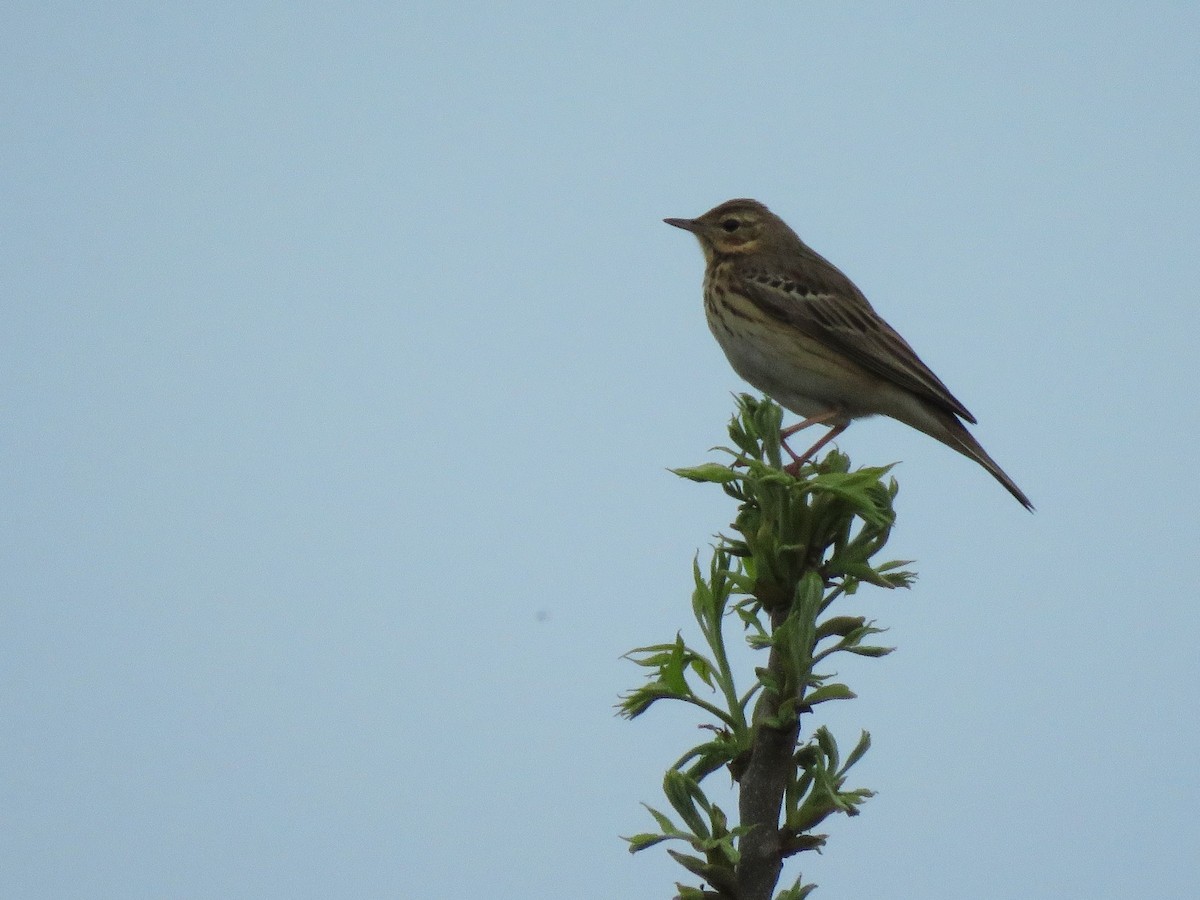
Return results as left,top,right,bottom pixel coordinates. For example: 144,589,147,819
664,198,1032,510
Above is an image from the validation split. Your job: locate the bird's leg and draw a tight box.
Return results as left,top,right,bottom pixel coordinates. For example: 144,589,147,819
784,423,848,474
780,410,846,475
780,409,842,440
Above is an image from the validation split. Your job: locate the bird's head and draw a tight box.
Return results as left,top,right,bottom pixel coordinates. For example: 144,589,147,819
664,198,797,261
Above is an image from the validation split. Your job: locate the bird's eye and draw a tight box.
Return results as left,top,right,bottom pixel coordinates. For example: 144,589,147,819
720,218,741,232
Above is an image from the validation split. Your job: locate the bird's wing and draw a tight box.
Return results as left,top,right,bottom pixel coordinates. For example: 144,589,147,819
738,257,977,423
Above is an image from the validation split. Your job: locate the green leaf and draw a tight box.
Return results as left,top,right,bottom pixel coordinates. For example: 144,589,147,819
840,730,872,775
804,683,857,705
787,798,837,834
616,682,680,719
667,850,738,895
688,654,716,689
781,833,829,856
663,770,710,839
667,849,713,879
781,573,824,686
690,558,713,616
624,832,675,853
621,643,680,667
672,463,740,484
844,645,894,658
835,786,876,815
814,726,838,768
662,635,691,695
643,803,679,833
830,560,902,589
775,875,819,899
815,615,866,640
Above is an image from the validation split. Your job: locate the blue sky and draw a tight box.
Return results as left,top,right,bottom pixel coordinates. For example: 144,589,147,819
3,3,1199,898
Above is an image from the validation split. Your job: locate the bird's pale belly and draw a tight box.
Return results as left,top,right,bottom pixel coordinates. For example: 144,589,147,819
704,302,865,423
704,294,937,433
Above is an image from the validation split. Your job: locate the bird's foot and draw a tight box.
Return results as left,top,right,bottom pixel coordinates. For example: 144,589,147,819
781,421,848,476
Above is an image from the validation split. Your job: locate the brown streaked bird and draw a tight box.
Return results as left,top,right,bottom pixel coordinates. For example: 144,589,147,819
665,198,1032,510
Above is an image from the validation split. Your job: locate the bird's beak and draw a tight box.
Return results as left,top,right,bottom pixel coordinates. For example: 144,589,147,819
663,217,702,233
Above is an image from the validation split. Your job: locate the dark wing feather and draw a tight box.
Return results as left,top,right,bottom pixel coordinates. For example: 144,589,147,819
737,253,977,424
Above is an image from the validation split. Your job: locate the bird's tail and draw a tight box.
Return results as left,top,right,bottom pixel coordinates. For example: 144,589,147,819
926,413,1034,511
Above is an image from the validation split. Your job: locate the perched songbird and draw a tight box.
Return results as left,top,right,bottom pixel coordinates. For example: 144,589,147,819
665,198,1032,510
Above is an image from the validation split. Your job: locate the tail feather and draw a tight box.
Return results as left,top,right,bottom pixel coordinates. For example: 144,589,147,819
926,413,1034,511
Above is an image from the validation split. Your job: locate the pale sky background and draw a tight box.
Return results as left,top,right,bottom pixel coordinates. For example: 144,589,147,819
4,3,1199,898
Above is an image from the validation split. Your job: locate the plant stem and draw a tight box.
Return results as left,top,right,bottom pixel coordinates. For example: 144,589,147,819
735,606,802,900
